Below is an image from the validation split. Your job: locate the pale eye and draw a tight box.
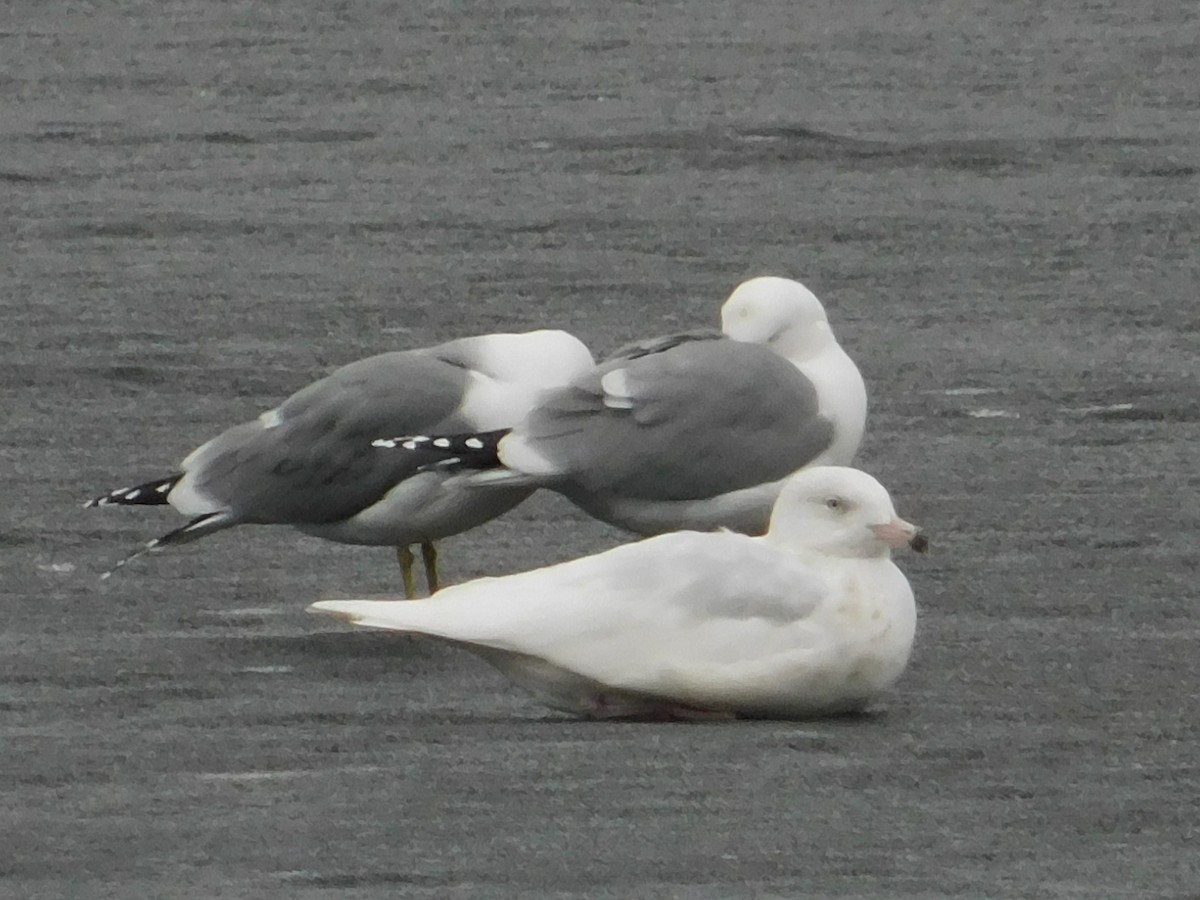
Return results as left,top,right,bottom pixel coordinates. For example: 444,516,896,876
825,497,842,511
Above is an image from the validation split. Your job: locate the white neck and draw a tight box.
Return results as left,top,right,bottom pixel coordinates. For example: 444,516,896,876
792,340,867,467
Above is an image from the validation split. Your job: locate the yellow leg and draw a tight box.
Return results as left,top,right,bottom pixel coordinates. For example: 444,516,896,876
421,540,439,595
396,546,417,599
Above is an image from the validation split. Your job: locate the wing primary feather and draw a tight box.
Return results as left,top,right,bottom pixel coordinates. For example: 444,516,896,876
372,429,508,472
85,474,182,508
99,511,233,579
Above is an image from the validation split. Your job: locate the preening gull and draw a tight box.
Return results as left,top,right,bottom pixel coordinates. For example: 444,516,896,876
87,330,594,595
376,277,867,535
311,466,926,720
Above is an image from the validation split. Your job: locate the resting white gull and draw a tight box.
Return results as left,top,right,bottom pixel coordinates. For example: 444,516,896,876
87,330,594,595
376,276,867,535
311,466,926,720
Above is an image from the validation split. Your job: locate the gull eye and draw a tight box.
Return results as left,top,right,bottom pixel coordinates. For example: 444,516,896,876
825,497,842,511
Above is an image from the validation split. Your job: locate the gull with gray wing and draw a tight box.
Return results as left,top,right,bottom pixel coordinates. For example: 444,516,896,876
88,330,594,594
377,277,867,536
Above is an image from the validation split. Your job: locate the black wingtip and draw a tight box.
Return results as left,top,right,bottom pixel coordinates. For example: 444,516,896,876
98,511,229,579
87,474,183,508
371,429,507,472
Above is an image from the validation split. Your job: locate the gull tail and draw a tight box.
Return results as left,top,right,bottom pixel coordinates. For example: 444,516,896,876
85,474,182,509
371,429,507,473
100,511,236,580
310,599,436,634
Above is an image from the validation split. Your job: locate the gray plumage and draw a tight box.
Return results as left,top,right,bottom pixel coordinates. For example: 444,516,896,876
89,330,595,590
520,339,833,503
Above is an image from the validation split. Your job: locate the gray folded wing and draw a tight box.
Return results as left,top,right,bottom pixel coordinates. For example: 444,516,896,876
514,339,834,501
184,350,476,524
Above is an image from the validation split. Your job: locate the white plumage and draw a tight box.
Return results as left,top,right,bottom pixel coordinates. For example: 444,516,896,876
310,466,926,720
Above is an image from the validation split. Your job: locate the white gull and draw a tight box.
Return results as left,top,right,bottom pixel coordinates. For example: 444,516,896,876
311,466,926,719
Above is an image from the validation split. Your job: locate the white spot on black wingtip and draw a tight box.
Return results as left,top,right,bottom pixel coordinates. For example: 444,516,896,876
87,475,181,508
95,487,129,504
85,486,127,508
375,435,431,450
432,438,451,449
465,437,485,449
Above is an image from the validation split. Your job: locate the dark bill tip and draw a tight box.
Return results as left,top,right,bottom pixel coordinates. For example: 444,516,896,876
909,533,930,554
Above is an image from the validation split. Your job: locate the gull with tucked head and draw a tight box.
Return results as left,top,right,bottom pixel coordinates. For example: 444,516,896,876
375,276,868,538
311,466,926,720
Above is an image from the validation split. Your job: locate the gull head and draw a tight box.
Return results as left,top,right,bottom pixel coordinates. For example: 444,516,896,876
720,276,835,361
767,466,926,559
